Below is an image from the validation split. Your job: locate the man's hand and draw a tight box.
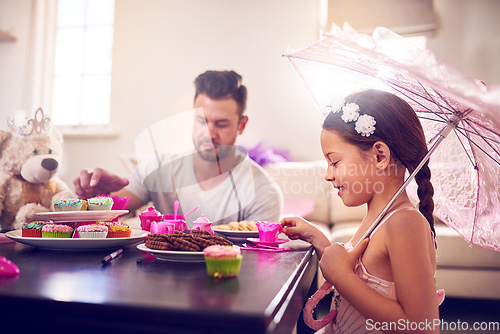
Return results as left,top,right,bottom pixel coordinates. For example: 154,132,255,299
73,168,129,199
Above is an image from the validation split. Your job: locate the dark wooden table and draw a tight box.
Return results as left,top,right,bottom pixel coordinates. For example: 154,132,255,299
0,236,317,334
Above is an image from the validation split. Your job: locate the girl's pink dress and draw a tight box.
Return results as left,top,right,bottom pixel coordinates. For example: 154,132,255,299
318,207,445,334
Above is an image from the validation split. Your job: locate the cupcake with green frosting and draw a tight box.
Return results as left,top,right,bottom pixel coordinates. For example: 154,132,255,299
21,221,49,237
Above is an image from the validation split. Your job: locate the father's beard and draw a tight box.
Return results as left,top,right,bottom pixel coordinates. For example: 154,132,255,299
195,141,235,162
196,141,239,174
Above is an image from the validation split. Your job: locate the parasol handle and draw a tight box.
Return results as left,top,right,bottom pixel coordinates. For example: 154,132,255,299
353,118,458,249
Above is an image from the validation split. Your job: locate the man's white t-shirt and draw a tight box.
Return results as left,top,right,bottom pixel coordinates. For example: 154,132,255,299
126,150,283,227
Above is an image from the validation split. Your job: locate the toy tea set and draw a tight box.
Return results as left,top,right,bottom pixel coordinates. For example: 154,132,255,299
139,201,213,236
139,201,288,251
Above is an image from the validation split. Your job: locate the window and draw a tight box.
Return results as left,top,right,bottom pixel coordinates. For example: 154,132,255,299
50,0,115,126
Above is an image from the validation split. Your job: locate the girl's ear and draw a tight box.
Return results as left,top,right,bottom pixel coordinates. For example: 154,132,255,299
371,141,391,169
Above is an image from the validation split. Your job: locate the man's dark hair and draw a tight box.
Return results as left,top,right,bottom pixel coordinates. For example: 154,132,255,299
194,70,247,117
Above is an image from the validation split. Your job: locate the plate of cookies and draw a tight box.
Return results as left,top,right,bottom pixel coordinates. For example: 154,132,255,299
213,221,259,239
137,230,234,262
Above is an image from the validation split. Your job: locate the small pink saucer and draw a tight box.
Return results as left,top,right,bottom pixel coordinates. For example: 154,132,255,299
247,238,289,247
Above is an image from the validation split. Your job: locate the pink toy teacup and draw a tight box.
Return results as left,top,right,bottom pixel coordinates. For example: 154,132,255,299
111,196,131,210
111,196,131,221
256,221,281,242
163,214,187,232
190,214,214,235
97,194,131,221
139,206,163,231
150,221,175,235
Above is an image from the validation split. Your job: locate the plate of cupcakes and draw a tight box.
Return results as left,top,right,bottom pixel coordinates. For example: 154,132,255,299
35,197,128,222
6,223,148,251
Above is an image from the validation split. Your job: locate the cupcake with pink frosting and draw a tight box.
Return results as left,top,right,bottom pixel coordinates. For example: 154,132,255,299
203,245,242,278
42,224,74,238
77,224,108,238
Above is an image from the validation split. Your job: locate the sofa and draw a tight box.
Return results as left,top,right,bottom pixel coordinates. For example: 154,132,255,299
264,160,500,300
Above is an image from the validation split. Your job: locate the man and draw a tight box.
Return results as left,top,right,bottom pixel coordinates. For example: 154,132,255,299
74,70,283,226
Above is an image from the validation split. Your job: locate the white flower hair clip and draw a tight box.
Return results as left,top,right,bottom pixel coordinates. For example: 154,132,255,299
341,103,360,122
355,114,376,137
336,102,377,137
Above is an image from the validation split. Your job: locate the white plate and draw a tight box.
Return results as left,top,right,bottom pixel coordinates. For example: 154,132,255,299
35,210,129,222
137,243,205,262
213,227,259,239
5,229,148,251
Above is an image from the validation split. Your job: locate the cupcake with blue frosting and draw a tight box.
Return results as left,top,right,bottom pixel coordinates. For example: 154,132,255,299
53,198,84,211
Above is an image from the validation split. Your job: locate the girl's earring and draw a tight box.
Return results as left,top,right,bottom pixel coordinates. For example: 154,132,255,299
379,164,383,168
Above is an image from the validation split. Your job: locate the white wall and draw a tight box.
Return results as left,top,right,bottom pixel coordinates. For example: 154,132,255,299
0,0,34,117
428,0,500,85
1,0,499,189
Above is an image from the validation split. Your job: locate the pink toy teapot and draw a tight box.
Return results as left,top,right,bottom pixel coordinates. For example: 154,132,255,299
190,214,214,235
139,206,163,231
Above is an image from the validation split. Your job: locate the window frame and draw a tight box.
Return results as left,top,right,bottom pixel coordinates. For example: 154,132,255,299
30,0,117,136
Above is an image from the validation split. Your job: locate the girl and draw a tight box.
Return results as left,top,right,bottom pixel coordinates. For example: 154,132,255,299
280,90,443,333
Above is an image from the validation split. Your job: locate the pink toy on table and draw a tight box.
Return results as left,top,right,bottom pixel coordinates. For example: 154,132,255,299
139,206,163,231
0,256,20,277
110,196,131,210
163,214,187,232
162,200,190,232
190,214,214,235
95,194,131,222
110,195,131,222
256,221,281,242
150,221,175,234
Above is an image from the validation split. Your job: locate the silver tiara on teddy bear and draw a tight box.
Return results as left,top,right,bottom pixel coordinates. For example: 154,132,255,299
7,107,52,138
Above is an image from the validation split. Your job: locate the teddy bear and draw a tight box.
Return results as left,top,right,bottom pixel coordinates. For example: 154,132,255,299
0,108,74,232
